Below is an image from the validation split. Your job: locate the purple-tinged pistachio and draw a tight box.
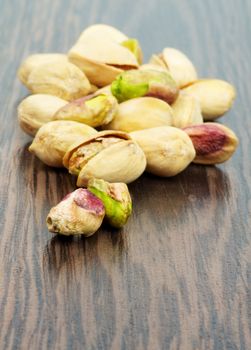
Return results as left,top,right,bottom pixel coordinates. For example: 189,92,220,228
111,69,179,104
54,93,118,127
47,188,105,236
88,178,132,228
183,123,239,164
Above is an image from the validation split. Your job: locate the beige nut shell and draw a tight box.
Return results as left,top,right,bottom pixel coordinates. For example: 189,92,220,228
130,126,195,177
104,97,173,132
77,24,128,44
29,120,97,167
26,61,91,101
18,94,67,136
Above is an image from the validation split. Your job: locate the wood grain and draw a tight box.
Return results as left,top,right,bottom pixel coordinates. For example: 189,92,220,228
0,0,251,349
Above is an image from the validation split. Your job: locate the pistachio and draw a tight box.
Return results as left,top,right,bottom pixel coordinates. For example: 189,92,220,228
29,121,97,167
77,24,128,44
104,97,172,132
111,69,179,104
159,48,198,88
149,54,168,70
182,79,236,120
18,94,67,136
18,53,68,85
130,126,195,176
47,188,105,236
54,93,118,127
88,178,132,228
63,130,146,186
26,61,91,101
171,92,203,128
140,63,168,73
120,38,143,64
183,123,238,164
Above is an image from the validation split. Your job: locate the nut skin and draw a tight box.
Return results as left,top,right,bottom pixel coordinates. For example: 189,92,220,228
171,92,203,128
18,53,68,85
47,188,105,236
87,178,132,228
18,94,67,136
183,123,239,164
29,121,97,167
103,97,173,132
182,79,236,120
63,130,146,187
130,126,196,177
26,61,91,101
111,69,179,104
54,93,118,127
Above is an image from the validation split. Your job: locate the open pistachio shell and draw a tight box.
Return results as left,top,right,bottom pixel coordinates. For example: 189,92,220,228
54,93,118,127
29,120,97,167
18,53,68,85
18,94,67,136
104,97,173,132
26,61,91,101
77,24,128,44
63,130,146,187
88,178,132,228
111,69,179,104
161,48,198,88
130,126,195,177
182,79,236,120
120,38,143,65
171,92,203,128
47,188,105,236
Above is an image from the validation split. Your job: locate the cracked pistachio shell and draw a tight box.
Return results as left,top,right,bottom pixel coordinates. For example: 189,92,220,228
26,61,91,101
182,79,236,120
130,126,195,177
104,97,173,132
111,69,179,104
47,188,105,236
18,94,67,136
88,178,132,228
63,130,146,187
29,120,97,167
77,24,128,44
149,54,169,70
140,63,168,73
18,53,68,85
171,92,203,128
54,93,118,127
161,48,198,88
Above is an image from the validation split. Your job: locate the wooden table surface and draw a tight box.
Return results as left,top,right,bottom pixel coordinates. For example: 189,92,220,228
0,0,251,349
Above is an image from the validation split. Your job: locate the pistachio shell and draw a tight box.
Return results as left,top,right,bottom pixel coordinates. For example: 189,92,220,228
18,53,68,85
54,94,118,127
149,54,169,69
18,94,67,136
111,69,179,104
63,130,146,186
182,79,236,120
161,48,198,88
29,120,97,167
140,63,168,73
26,61,91,101
77,24,128,44
130,126,195,177
171,92,203,128
120,38,143,64
47,188,105,236
104,97,173,132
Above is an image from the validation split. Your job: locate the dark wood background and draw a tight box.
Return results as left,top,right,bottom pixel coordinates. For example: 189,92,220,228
0,0,251,349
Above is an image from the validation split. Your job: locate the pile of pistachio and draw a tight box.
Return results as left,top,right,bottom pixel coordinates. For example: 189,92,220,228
17,24,238,236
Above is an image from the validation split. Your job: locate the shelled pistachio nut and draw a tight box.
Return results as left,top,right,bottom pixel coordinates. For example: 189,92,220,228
171,92,203,128
47,188,105,236
26,61,91,101
150,48,198,88
18,53,68,85
104,97,173,132
63,130,146,186
29,121,97,167
111,68,179,104
18,94,67,136
182,79,236,120
88,178,132,228
54,93,118,127
130,126,195,176
183,123,238,164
